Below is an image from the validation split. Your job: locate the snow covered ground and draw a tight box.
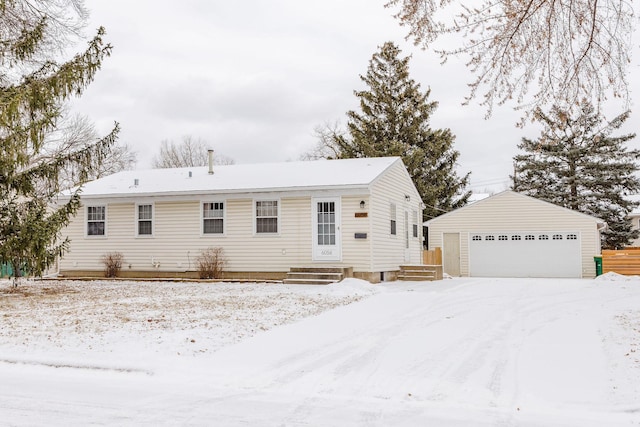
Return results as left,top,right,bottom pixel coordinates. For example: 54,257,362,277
1,275,639,426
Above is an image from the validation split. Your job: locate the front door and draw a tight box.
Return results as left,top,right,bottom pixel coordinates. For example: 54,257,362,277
312,197,341,261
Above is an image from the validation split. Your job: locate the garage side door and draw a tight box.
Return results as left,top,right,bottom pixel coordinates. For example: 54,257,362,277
469,232,582,278
443,232,461,277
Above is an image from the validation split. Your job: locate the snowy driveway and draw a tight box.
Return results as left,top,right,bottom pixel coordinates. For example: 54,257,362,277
1,277,640,426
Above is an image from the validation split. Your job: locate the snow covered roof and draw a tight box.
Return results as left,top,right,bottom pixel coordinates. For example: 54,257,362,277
424,190,607,227
467,193,492,204
72,157,401,199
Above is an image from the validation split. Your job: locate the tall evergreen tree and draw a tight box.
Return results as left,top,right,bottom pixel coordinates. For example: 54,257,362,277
0,0,119,282
512,101,640,249
327,41,470,220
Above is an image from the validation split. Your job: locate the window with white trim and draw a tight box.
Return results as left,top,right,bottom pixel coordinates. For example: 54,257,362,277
552,234,563,240
511,235,521,241
498,235,508,241
525,234,535,241
137,204,153,236
256,200,278,234
472,235,482,241
390,203,397,235
87,206,105,236
567,234,578,240
203,202,224,234
485,235,495,241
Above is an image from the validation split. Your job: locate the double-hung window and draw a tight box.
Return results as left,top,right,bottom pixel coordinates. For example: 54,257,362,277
87,206,106,236
256,200,278,234
203,202,224,234
390,203,397,235
137,204,153,236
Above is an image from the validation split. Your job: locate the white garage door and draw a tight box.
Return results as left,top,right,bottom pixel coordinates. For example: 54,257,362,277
469,232,582,278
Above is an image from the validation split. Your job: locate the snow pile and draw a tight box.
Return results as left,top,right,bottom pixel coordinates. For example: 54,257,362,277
595,271,640,282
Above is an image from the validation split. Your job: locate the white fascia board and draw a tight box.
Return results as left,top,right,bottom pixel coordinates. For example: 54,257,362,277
70,185,373,204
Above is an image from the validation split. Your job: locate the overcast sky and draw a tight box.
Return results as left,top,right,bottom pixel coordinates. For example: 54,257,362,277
70,0,640,193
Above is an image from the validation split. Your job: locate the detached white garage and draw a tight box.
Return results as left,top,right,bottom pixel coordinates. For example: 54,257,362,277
425,191,606,278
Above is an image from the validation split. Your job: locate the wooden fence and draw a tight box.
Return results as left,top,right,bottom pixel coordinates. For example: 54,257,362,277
602,248,640,276
423,247,442,266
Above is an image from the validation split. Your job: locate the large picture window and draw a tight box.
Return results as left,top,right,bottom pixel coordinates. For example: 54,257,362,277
203,202,224,234
137,204,153,236
256,200,278,234
87,206,106,236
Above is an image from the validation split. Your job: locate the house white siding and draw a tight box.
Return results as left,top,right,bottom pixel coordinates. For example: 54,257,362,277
370,160,423,271
340,195,374,272
212,197,310,272
60,195,382,274
426,191,603,278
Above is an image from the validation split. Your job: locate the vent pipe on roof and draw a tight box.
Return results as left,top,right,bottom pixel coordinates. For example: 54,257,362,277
134,178,139,186
188,171,192,178
208,149,214,175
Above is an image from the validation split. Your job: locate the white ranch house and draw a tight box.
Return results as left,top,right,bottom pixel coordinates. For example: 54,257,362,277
425,191,606,278
58,156,424,283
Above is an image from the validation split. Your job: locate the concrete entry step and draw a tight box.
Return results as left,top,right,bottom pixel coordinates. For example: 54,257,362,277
284,267,353,285
397,265,443,281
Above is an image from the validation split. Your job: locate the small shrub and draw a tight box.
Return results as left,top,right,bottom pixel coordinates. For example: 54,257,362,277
101,252,124,278
197,247,227,279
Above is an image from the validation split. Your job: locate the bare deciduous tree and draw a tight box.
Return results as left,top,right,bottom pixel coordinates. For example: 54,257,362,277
38,112,136,188
299,122,344,161
152,136,235,168
0,0,88,74
385,0,635,120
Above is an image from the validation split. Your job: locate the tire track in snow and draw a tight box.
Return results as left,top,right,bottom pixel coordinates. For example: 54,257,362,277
239,284,489,399
244,279,623,426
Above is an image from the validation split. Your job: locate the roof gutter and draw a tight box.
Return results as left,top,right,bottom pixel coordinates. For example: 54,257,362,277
57,183,374,202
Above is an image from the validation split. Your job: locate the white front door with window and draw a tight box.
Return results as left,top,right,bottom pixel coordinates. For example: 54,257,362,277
312,197,341,261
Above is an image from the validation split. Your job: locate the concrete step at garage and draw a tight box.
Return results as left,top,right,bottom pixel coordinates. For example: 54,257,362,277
397,265,443,281
283,267,352,285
